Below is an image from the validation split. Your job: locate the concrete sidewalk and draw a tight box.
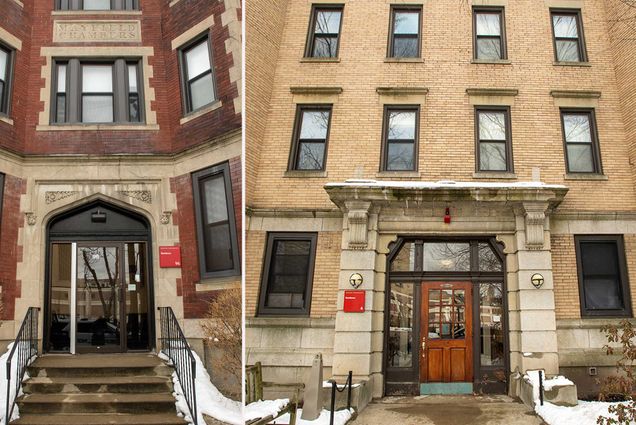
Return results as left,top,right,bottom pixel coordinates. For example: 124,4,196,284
353,394,545,425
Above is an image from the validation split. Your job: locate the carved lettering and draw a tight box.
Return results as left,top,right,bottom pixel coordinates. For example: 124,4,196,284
53,21,141,43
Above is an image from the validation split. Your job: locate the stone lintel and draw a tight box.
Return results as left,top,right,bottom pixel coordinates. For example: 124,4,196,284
289,86,343,95
466,88,519,97
550,90,602,99
375,87,429,96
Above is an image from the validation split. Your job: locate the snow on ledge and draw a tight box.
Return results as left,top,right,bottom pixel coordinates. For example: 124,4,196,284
325,179,568,190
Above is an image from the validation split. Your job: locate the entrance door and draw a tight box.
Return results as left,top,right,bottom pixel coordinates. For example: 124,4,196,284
420,282,473,385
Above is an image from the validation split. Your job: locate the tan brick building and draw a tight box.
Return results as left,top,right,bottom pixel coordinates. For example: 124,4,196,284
246,0,636,403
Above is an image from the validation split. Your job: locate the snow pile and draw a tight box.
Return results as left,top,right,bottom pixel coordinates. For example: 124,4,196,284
243,398,290,422
159,350,242,425
0,342,35,425
525,370,574,402
535,401,624,425
271,408,355,425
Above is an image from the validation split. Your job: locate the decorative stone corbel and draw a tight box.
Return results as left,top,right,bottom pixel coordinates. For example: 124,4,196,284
160,211,172,225
523,202,548,250
25,212,36,226
345,201,371,250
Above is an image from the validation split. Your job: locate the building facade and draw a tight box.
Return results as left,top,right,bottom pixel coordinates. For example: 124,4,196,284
246,0,636,402
0,0,241,389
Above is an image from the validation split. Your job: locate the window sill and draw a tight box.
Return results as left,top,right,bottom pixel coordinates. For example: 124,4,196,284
51,10,142,15
471,59,512,65
553,61,592,67
376,171,421,178
300,57,340,63
384,57,424,63
196,276,240,292
36,124,159,131
473,172,517,179
0,115,14,126
283,170,328,178
180,100,222,125
564,173,608,181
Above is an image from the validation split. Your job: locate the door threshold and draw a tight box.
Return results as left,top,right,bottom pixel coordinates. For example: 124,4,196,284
420,383,473,395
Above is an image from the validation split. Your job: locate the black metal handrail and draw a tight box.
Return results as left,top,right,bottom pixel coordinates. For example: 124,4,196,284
5,307,40,423
328,371,353,425
158,306,198,425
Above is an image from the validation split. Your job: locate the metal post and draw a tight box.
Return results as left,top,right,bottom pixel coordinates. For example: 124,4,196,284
330,381,336,425
538,370,544,406
347,371,352,410
5,360,11,423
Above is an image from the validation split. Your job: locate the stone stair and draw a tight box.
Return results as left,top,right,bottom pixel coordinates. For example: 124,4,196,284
12,353,188,425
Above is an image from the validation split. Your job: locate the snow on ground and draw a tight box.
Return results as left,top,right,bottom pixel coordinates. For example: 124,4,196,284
243,399,289,422
159,350,242,425
271,408,354,425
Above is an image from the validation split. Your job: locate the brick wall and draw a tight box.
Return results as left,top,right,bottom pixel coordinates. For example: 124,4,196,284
0,174,25,320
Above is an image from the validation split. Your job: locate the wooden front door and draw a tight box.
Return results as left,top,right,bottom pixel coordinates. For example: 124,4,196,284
420,282,473,383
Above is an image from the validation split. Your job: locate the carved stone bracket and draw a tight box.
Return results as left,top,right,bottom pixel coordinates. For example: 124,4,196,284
45,191,78,204
160,211,172,225
345,201,371,250
25,212,36,226
118,190,152,204
523,202,548,250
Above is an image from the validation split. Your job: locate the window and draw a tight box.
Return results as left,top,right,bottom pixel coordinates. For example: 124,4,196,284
0,44,13,116
381,106,419,171
55,0,138,10
551,9,587,62
560,109,601,174
473,7,506,60
289,105,332,171
388,6,421,58
305,5,343,58
179,35,216,114
575,236,631,317
52,59,143,124
192,162,240,279
258,233,317,316
475,107,513,172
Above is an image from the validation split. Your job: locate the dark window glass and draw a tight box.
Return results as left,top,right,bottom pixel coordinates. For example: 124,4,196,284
306,6,343,58
388,282,414,367
576,236,631,317
290,106,332,171
561,110,601,174
474,8,506,60
476,107,512,172
180,36,216,113
551,10,587,62
0,45,12,115
192,162,240,279
389,7,421,58
56,0,138,10
479,282,504,366
382,107,418,171
258,233,317,315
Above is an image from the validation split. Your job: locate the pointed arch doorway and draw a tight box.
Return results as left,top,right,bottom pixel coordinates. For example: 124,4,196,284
44,199,155,354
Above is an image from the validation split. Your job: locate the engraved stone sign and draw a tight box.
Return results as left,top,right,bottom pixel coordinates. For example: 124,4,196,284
53,20,142,43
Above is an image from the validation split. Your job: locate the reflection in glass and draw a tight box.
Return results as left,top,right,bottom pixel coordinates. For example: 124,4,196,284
391,241,416,271
424,243,470,271
296,109,330,170
475,12,502,60
428,287,466,340
478,243,503,272
480,282,504,366
553,15,580,62
125,243,149,350
388,283,414,367
49,244,72,351
563,113,594,172
392,10,419,58
266,240,311,309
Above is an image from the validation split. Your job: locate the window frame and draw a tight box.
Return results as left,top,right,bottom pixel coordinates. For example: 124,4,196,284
0,43,15,117
192,162,241,280
474,106,514,173
257,232,318,316
380,105,420,172
178,33,217,116
575,235,632,318
550,8,588,63
55,0,139,10
560,108,602,175
387,5,422,59
288,104,333,172
304,4,344,59
472,6,507,61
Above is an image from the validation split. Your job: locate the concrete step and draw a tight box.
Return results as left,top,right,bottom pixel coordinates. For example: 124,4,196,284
23,376,173,394
17,393,178,414
13,413,188,425
28,354,172,378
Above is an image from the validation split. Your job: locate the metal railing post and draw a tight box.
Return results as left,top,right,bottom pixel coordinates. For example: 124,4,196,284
538,370,544,406
330,381,336,425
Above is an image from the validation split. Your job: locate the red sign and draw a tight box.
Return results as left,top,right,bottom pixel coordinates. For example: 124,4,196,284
159,246,181,268
343,290,365,313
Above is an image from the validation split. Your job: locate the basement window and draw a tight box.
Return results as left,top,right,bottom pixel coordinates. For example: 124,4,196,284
55,0,139,10
0,44,14,116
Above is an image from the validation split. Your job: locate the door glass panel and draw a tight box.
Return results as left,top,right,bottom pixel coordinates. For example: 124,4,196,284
49,244,72,352
388,282,414,368
125,243,149,350
479,282,504,366
76,246,121,351
428,286,466,341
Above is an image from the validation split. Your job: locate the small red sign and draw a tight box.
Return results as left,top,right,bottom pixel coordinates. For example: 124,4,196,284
343,290,365,313
159,246,181,268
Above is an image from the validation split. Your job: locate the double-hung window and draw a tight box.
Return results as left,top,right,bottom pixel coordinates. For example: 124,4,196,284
192,162,240,279
82,64,114,123
551,9,587,62
258,233,317,316
381,106,419,171
388,6,421,58
575,236,631,317
289,105,332,171
179,35,216,114
305,5,343,58
475,107,513,172
0,44,14,116
560,109,601,174
55,0,139,10
473,7,507,60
